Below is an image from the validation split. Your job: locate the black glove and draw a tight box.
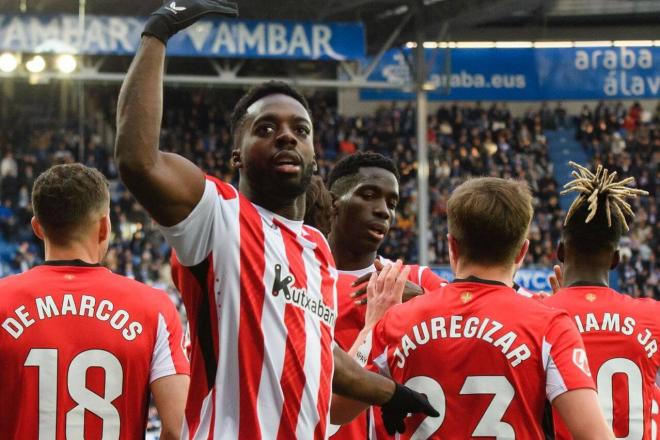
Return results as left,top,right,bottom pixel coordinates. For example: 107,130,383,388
380,382,439,435
142,0,239,44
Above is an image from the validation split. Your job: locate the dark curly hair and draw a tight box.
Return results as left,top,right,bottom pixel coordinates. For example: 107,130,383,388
326,152,400,192
230,80,311,145
32,163,109,244
304,175,333,236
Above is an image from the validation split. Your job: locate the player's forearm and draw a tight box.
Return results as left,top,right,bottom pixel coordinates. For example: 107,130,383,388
347,327,371,359
332,346,395,405
115,36,166,179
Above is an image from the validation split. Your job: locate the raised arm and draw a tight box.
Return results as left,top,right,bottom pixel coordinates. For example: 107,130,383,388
115,0,238,226
115,37,205,226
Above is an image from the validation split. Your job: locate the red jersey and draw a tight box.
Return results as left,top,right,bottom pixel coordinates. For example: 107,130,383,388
544,286,660,439
329,260,445,439
653,386,660,440
0,262,189,439
360,278,595,439
163,177,338,439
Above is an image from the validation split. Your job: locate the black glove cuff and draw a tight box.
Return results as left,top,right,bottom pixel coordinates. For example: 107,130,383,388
142,15,173,45
383,382,406,410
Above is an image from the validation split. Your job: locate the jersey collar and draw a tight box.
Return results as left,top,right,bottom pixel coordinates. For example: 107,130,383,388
42,259,102,267
452,275,509,287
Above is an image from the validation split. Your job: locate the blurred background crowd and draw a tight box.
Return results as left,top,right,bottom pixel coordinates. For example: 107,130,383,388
0,89,657,309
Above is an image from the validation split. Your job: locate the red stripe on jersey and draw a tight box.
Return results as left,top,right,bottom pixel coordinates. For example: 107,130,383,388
312,239,336,440
237,199,267,440
304,227,336,309
275,220,309,439
171,254,220,439
206,175,238,200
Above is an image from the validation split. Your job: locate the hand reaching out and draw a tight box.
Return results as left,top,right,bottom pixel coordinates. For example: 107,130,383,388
363,260,410,331
352,259,423,305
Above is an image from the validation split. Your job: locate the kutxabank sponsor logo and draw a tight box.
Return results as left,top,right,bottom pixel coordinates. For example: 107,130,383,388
272,264,336,327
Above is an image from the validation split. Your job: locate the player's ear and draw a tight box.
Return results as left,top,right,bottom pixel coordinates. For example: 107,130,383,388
447,234,459,266
330,191,339,219
610,249,620,270
312,157,318,173
231,148,243,169
557,241,565,263
31,217,45,241
514,239,529,265
98,214,110,243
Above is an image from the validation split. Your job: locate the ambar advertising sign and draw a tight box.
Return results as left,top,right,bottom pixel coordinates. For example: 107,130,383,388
0,15,365,60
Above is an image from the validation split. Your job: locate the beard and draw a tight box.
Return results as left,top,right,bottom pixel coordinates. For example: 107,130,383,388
247,160,315,201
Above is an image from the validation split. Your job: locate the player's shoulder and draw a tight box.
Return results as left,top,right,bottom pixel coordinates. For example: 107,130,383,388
0,269,34,290
205,174,239,200
101,271,175,308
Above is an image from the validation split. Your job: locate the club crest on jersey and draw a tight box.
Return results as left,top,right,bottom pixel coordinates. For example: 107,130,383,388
460,291,473,303
585,293,597,302
572,348,591,376
272,264,336,327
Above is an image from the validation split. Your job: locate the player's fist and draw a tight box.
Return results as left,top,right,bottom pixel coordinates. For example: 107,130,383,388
143,0,239,44
380,382,439,435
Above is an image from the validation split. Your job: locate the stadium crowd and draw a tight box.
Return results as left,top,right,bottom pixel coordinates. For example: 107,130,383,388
0,90,657,303
575,101,659,298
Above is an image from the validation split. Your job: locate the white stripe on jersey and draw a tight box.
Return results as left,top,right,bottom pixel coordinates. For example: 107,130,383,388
150,313,176,383
192,390,214,440
296,244,323,438
256,225,288,439
213,192,242,439
543,337,569,401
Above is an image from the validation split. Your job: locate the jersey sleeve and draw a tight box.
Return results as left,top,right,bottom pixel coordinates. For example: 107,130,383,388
150,294,190,383
417,266,447,291
158,179,227,267
543,312,596,402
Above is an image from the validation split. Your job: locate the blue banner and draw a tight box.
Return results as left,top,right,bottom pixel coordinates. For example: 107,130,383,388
431,266,619,292
0,15,365,60
361,47,660,100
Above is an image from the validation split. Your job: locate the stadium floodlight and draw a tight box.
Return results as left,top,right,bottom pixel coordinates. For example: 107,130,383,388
423,42,438,49
55,54,77,73
533,41,574,48
456,42,495,48
574,41,612,47
613,40,653,47
494,41,533,48
0,53,19,73
25,55,46,73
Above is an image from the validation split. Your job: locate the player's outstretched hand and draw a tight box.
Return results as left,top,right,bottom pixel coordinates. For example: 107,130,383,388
363,260,410,330
352,259,424,305
380,382,439,435
143,0,239,44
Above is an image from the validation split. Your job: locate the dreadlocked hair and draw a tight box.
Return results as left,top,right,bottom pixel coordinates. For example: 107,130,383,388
561,161,648,253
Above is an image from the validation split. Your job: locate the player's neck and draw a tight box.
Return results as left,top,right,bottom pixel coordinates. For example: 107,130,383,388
328,234,377,271
562,266,610,288
241,181,306,220
453,261,515,287
44,240,102,265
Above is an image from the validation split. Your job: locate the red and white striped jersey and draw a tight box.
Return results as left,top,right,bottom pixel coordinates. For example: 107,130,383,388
545,286,660,439
329,259,446,439
0,262,188,439
359,278,595,439
164,177,338,440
